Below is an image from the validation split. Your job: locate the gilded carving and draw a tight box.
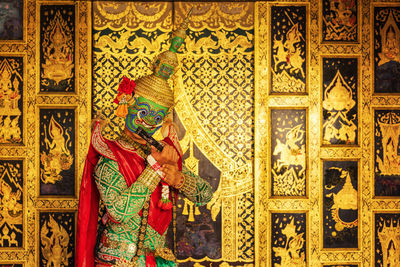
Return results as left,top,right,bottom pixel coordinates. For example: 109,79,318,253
322,57,358,146
175,3,253,31
39,109,75,196
322,0,358,43
40,5,75,93
270,5,307,94
0,57,22,144
271,109,306,197
39,211,74,267
374,110,400,196
374,6,400,94
323,161,358,249
94,2,172,31
375,213,400,267
0,160,22,248
271,213,306,267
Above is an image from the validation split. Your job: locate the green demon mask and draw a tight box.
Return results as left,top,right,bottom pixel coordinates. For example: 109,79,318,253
125,96,169,136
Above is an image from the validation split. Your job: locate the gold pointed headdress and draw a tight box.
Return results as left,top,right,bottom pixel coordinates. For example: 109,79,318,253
131,8,193,108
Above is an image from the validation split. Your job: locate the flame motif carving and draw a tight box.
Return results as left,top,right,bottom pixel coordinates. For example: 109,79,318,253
40,116,73,184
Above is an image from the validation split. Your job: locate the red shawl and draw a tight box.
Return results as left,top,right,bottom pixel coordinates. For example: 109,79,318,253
76,123,181,267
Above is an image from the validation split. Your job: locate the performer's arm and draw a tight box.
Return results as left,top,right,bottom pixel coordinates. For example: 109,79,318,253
94,156,160,223
178,165,213,206
161,163,213,207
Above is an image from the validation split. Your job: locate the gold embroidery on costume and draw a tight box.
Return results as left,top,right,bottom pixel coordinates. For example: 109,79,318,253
91,123,116,161
40,116,73,184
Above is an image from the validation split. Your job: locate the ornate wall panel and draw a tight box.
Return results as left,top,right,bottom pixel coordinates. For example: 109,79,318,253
373,5,400,94
38,107,76,196
0,0,91,265
269,108,307,197
39,4,75,93
0,56,24,145
374,212,400,267
322,160,358,249
38,210,75,266
269,4,308,94
0,0,399,265
321,0,359,44
321,56,359,146
270,212,307,266
255,0,400,267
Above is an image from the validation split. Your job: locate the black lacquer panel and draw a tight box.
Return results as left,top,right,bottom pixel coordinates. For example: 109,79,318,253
271,212,307,266
270,5,307,93
40,5,75,93
0,160,23,248
323,160,358,249
374,6,400,93
271,109,306,196
374,110,400,196
39,211,75,267
322,57,358,146
39,108,75,196
322,0,358,43
375,213,400,267
0,56,23,145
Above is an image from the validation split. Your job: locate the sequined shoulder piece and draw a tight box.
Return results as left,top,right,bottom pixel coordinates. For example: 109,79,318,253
91,122,116,161
114,139,146,160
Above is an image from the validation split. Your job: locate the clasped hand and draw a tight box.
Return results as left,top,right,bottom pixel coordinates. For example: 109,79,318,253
151,144,182,187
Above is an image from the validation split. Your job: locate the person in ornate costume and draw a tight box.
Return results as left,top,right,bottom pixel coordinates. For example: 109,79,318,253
77,12,213,267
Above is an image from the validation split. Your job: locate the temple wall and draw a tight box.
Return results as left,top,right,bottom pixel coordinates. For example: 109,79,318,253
0,1,399,266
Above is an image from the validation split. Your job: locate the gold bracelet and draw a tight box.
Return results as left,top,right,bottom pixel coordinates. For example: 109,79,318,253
174,174,185,189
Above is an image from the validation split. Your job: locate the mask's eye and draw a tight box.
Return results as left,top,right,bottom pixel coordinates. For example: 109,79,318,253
154,115,163,124
138,109,148,117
